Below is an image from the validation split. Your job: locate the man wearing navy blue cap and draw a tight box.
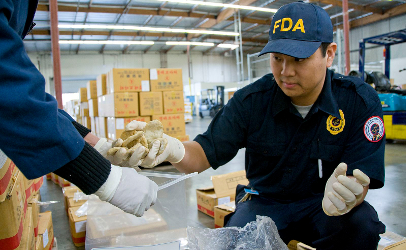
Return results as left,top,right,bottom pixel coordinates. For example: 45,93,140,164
121,1,386,249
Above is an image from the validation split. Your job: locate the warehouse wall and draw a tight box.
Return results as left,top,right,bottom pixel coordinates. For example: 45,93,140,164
27,52,240,95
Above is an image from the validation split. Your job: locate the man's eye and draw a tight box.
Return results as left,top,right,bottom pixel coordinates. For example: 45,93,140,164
273,56,281,61
295,58,305,62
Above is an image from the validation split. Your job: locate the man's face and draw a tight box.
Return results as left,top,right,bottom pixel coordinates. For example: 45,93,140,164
269,43,337,106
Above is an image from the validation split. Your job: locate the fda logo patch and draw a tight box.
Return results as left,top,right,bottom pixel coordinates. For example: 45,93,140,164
364,116,385,142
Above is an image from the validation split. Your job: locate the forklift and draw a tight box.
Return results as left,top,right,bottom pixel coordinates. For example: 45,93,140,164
199,86,225,118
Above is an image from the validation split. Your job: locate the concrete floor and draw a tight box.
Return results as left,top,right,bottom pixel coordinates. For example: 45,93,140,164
39,117,406,249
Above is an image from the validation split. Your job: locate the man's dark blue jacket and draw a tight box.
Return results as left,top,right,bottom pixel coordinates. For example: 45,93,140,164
0,0,84,179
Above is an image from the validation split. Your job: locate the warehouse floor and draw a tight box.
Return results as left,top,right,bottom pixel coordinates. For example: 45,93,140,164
39,117,406,250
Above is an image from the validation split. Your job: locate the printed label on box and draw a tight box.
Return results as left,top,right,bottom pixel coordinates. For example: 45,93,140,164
150,69,158,80
43,228,49,248
142,80,150,91
218,196,231,206
75,221,87,233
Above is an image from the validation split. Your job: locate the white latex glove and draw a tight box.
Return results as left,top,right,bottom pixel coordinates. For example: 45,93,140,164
94,121,148,169
95,165,158,217
140,133,185,169
322,163,370,216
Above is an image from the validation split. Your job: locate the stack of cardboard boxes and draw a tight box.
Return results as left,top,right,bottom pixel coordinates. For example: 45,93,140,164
81,68,189,142
0,155,53,250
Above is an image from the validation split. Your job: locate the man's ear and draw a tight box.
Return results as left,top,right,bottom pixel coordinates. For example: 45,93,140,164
326,43,337,67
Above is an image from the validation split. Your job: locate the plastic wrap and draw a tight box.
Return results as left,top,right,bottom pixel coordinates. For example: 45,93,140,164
187,215,288,250
85,171,189,250
75,201,88,217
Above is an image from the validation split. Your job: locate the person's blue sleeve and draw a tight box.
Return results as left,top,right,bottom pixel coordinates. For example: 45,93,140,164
0,5,84,179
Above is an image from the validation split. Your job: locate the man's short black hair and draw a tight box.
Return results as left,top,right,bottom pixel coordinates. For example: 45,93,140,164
320,42,331,57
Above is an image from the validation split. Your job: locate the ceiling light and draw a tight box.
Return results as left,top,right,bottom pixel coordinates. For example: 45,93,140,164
166,41,214,46
156,0,278,13
218,44,239,50
58,24,239,36
59,40,155,45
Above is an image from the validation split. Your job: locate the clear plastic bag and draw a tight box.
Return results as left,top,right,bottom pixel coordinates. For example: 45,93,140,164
85,171,190,250
187,215,288,250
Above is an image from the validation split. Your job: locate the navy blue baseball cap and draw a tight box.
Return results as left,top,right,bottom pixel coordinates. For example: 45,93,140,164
259,1,333,58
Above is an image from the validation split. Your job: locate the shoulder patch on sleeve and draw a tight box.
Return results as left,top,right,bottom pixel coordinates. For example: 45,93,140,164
364,116,385,142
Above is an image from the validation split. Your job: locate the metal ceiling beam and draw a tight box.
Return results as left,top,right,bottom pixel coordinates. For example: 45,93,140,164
36,3,271,25
308,0,384,14
31,29,269,43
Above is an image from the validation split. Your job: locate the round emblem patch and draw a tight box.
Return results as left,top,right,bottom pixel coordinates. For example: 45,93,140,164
364,116,385,142
327,110,345,135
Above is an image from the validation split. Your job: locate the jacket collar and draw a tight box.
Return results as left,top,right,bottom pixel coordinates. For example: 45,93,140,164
272,69,341,118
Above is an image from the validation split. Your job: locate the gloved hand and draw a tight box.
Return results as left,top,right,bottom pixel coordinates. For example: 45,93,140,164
322,163,370,216
140,133,185,168
95,165,158,216
94,121,148,169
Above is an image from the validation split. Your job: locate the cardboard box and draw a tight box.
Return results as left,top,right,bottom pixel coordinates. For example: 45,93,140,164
196,170,248,217
24,178,36,203
79,102,89,117
0,170,27,250
90,116,96,134
37,212,54,250
107,116,151,141
104,93,139,117
94,117,100,137
214,201,235,228
68,206,87,247
378,231,406,250
16,207,34,250
402,84,406,90
57,175,71,188
62,186,82,214
78,88,87,103
97,96,106,117
33,177,43,195
139,92,163,116
86,80,97,100
28,194,40,240
88,98,98,117
152,114,186,137
67,197,87,208
50,173,58,185
150,68,183,92
163,91,185,114
175,134,190,142
82,116,91,130
98,117,108,138
107,68,150,93
97,74,107,97
0,155,16,202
